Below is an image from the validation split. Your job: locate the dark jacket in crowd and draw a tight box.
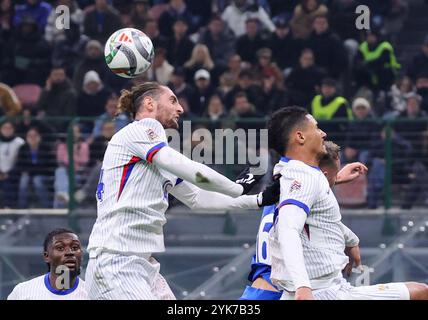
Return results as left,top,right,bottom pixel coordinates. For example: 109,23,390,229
407,52,428,81
72,57,110,93
307,29,348,79
285,65,325,108
235,34,266,65
345,115,381,151
199,27,236,68
268,31,304,70
166,36,195,68
15,143,55,177
6,18,51,86
37,79,77,118
76,87,112,118
83,6,122,44
89,135,109,166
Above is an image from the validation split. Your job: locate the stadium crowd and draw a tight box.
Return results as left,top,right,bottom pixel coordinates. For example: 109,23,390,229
0,0,428,210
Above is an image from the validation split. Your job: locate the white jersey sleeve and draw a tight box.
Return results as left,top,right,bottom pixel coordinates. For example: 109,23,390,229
170,180,259,211
277,162,320,215
124,118,168,163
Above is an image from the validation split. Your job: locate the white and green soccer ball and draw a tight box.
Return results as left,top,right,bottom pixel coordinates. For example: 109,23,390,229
104,28,155,78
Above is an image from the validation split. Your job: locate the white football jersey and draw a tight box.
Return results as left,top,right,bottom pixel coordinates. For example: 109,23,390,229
7,274,87,300
87,118,178,255
269,157,349,291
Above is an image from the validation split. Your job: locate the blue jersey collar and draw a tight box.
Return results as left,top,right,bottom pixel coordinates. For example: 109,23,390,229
280,156,321,171
44,273,79,295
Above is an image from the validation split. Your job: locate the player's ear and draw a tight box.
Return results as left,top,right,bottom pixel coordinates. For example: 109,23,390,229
296,130,305,145
143,96,155,112
322,170,328,178
43,251,49,263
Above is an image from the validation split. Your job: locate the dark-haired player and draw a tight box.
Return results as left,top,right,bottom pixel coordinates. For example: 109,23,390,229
8,228,87,300
241,141,366,300
268,106,428,300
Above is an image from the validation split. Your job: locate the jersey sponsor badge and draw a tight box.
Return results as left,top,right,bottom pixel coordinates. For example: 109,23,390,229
290,179,301,193
146,128,158,141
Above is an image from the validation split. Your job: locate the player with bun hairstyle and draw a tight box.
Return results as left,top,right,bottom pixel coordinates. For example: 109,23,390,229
85,82,280,300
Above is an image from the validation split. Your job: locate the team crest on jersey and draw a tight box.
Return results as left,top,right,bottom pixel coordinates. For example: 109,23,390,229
290,179,301,193
146,128,158,141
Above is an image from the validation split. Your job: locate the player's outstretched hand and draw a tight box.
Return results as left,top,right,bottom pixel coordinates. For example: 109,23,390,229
336,162,368,185
343,245,362,277
257,175,281,207
235,165,265,195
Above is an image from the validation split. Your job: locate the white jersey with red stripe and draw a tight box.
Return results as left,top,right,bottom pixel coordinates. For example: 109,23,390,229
87,118,178,255
269,157,349,291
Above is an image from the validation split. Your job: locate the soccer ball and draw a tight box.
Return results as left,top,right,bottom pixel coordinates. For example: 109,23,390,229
104,28,155,78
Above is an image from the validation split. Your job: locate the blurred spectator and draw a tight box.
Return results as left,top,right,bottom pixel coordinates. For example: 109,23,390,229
285,48,324,108
189,69,215,116
254,47,283,86
54,123,89,208
146,47,174,85
158,0,193,37
15,108,56,142
217,72,237,101
92,93,129,139
37,65,77,120
16,127,53,208
221,0,275,37
184,44,215,84
311,78,352,145
289,0,328,40
0,83,22,116
198,15,236,69
268,17,303,72
394,93,428,159
165,18,194,68
167,67,195,104
387,76,415,115
45,0,84,45
143,18,168,49
75,121,115,204
0,0,14,40
73,40,108,93
415,74,428,112
0,120,25,208
267,0,299,21
221,54,244,86
5,16,51,86
203,94,227,122
329,0,362,42
227,91,262,131
383,0,408,42
235,18,267,65
186,0,213,30
307,14,348,79
407,35,428,82
177,94,196,121
367,127,428,209
224,69,264,110
83,0,122,43
77,70,112,123
343,97,379,165
52,22,90,77
260,73,287,114
131,0,151,30
13,0,52,32
354,29,400,92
